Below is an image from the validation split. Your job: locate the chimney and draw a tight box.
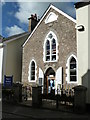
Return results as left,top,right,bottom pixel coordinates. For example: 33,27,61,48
28,14,39,32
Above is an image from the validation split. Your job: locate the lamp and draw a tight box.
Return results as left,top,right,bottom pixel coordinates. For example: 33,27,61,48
75,25,85,31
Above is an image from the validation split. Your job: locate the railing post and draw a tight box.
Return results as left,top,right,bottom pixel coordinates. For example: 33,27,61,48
32,86,42,108
73,85,87,113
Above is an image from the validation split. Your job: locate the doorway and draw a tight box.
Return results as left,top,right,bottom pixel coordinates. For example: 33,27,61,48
44,67,55,94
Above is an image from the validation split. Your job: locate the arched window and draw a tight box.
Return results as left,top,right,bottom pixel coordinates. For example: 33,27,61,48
52,38,56,61
66,54,78,83
31,61,35,80
28,59,37,82
46,40,50,61
44,31,58,62
70,57,77,82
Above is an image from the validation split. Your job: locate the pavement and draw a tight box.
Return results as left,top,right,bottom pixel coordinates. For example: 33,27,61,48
2,100,90,120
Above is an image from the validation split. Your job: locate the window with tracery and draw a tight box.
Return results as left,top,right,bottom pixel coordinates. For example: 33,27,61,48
44,31,58,62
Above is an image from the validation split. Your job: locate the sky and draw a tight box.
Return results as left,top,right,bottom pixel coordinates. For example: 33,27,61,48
0,0,81,38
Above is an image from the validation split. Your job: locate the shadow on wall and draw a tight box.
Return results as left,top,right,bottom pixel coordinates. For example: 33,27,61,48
82,69,90,104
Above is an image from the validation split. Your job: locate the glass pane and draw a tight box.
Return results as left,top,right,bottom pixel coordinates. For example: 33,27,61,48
70,57,77,82
52,45,56,49
52,55,56,61
31,76,35,80
52,49,56,54
31,66,35,70
46,45,50,50
52,38,56,55
46,50,50,55
46,40,50,45
70,57,76,64
70,64,76,69
52,38,56,44
31,61,35,80
46,56,50,61
32,61,35,65
70,70,76,75
31,71,35,75
48,33,53,39
70,76,77,82
46,40,50,51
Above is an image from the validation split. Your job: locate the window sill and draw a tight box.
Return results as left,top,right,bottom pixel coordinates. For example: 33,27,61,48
44,60,58,63
67,81,78,84
29,80,36,82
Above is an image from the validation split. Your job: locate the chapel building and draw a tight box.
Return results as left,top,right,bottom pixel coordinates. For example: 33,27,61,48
22,4,77,94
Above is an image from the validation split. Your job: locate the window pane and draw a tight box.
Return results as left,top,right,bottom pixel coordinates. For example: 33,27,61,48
46,45,50,50
52,38,56,44
70,76,77,82
31,61,35,67
70,64,76,69
46,40,50,61
70,57,77,82
52,49,56,54
52,45,56,49
48,33,53,39
70,57,76,64
52,55,56,61
31,76,35,80
46,40,49,45
46,56,50,61
31,61,35,80
70,70,76,75
52,38,56,59
46,40,50,50
46,50,50,55
31,71,35,75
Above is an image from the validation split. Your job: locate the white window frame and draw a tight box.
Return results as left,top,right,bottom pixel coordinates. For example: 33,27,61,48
43,31,58,63
66,54,78,84
45,12,58,24
28,59,37,82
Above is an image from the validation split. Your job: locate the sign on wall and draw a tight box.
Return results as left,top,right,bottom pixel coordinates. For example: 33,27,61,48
3,75,13,87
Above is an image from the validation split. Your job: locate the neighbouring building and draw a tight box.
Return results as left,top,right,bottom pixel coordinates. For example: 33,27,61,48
0,35,3,83
75,1,90,104
2,32,30,83
1,14,39,84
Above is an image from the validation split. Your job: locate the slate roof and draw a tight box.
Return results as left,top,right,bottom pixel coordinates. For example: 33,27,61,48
75,1,90,9
3,32,30,42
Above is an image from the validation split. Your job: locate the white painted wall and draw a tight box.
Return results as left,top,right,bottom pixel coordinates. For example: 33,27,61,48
39,68,44,79
55,67,62,94
76,4,90,103
39,68,44,93
2,35,28,83
0,47,3,83
88,4,90,103
76,5,88,85
88,5,90,70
